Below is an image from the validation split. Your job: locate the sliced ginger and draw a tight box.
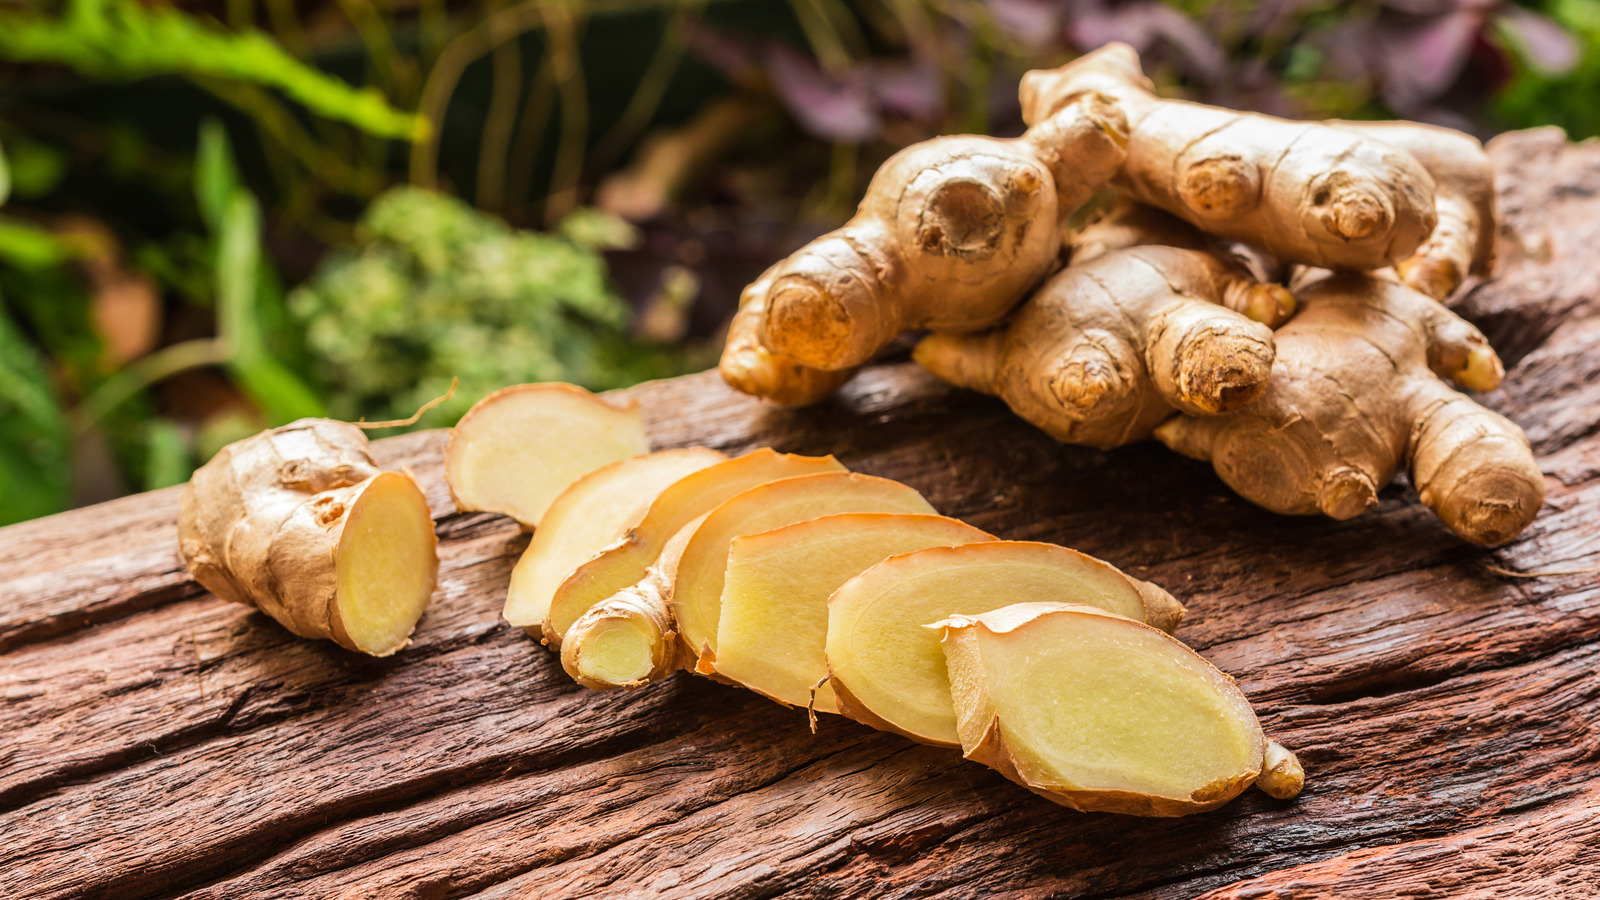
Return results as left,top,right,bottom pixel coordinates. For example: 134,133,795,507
543,449,846,644
936,603,1299,816
716,513,994,713
825,541,1183,746
503,447,726,631
179,419,439,657
445,383,649,529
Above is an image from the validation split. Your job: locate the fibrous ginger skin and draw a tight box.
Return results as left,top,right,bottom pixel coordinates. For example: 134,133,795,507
1156,271,1543,546
914,244,1284,449
445,383,649,529
1333,120,1497,299
718,263,856,407
936,603,1281,817
745,94,1129,376
1021,43,1438,271
560,579,688,690
178,419,438,657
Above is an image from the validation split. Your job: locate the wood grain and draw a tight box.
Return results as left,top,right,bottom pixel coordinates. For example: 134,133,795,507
3,129,1598,900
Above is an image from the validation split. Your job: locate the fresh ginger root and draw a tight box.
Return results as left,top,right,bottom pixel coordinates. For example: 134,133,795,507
718,263,857,407
178,419,439,656
1333,120,1497,299
914,235,1287,449
936,603,1300,816
735,93,1129,382
446,383,649,529
825,542,1184,746
1022,43,1438,271
1156,270,1543,545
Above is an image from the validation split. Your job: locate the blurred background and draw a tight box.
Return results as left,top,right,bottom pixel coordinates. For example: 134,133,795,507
1,0,1596,525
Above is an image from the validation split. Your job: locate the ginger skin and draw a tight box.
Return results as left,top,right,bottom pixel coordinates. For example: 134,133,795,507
1022,43,1438,271
718,263,856,407
1156,271,1542,546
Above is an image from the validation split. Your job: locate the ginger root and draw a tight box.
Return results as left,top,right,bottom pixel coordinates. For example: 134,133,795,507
914,238,1286,449
446,383,649,529
825,541,1183,746
1156,271,1543,545
718,263,857,408
936,602,1300,816
178,419,438,656
1022,43,1437,271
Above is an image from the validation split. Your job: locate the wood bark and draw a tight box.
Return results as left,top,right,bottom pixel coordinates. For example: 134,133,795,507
2,129,1598,899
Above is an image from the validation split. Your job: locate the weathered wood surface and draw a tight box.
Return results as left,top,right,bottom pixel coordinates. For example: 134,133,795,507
3,129,1599,900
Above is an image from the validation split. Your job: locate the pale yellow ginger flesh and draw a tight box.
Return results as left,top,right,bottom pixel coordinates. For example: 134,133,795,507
824,541,1183,746
665,472,939,670
543,449,846,645
503,448,726,630
178,419,439,657
716,513,994,713
1021,42,1437,271
936,603,1294,816
445,383,649,528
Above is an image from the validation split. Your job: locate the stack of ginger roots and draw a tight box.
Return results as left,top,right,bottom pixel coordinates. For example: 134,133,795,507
720,42,1544,549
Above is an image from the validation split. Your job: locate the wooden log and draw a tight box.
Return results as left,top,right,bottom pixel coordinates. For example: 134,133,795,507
2,128,1598,899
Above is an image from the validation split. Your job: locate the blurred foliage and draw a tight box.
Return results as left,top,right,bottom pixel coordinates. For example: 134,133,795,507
0,0,1596,526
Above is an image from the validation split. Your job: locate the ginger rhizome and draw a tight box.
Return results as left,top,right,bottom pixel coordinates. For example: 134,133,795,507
914,240,1285,449
936,603,1300,816
732,93,1128,384
824,541,1184,746
716,513,995,713
445,383,649,529
1022,43,1438,271
1156,271,1543,545
178,419,439,656
719,264,857,408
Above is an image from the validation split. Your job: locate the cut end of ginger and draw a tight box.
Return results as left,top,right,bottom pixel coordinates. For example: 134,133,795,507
445,383,649,528
331,471,441,656
716,513,994,713
560,582,678,690
825,541,1182,746
503,447,725,630
937,602,1272,816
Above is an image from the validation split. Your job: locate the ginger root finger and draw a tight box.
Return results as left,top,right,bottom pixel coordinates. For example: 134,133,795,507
1023,43,1437,271
445,383,649,529
178,419,438,656
914,245,1279,449
718,264,856,407
1156,272,1543,544
935,602,1290,816
825,542,1183,747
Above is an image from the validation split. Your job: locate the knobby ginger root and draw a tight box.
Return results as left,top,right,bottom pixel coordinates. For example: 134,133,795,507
739,93,1129,379
445,383,649,529
716,513,994,713
825,541,1183,746
560,472,939,688
1156,271,1543,545
719,264,857,408
936,603,1301,816
1022,43,1437,271
178,419,438,656
1335,120,1496,299
503,447,726,631
914,242,1284,449
543,448,846,645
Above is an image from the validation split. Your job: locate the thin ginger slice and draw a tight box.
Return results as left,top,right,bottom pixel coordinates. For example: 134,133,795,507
503,447,726,631
936,602,1299,816
543,449,846,645
825,541,1183,746
716,513,994,713
445,383,649,529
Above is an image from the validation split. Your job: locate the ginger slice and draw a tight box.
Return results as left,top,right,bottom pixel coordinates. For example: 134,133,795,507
716,513,994,713
543,449,846,645
503,447,726,631
936,603,1299,816
825,541,1182,746
179,419,439,657
445,383,648,529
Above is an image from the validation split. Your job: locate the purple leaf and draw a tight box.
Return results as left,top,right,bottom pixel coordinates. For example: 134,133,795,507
1496,6,1580,76
984,0,1063,52
685,24,760,82
867,60,944,123
765,43,881,143
1376,9,1485,111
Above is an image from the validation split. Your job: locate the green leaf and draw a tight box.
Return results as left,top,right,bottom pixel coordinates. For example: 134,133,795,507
141,418,192,490
0,216,76,269
0,138,10,207
0,302,71,525
0,0,425,141
194,119,238,232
